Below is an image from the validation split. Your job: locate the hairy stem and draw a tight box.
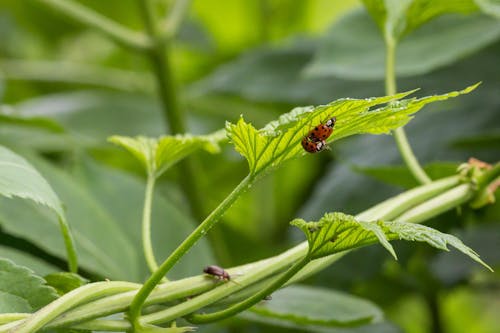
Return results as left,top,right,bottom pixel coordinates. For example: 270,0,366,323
36,0,150,51
386,37,431,184
142,175,160,274
127,175,254,326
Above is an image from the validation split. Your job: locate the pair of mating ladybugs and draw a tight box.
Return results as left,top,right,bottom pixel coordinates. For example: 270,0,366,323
301,117,337,153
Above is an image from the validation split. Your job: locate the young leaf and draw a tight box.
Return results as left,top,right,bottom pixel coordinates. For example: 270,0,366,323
291,213,397,260
109,130,224,178
44,272,89,296
227,84,477,176
362,0,479,41
0,259,58,313
248,285,383,327
0,146,78,272
292,212,493,271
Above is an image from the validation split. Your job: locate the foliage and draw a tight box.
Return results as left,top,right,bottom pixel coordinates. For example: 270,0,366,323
0,1,499,333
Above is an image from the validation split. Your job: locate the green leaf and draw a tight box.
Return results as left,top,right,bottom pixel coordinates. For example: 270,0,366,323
476,0,500,19
109,130,224,178
0,258,58,313
0,156,214,281
0,146,77,272
292,212,493,271
305,10,500,80
249,285,383,327
352,162,459,189
291,213,397,260
44,272,88,296
0,113,64,133
227,84,477,176
362,0,479,41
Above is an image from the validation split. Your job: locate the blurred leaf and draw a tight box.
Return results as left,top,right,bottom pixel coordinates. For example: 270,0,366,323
431,224,500,285
292,212,492,270
109,131,224,178
305,10,500,80
14,91,165,144
353,162,459,189
249,285,383,326
361,0,478,41
0,111,64,133
0,246,59,277
0,155,214,281
451,132,500,150
137,323,195,333
0,258,57,312
44,272,88,296
476,0,500,18
241,310,401,333
228,85,477,176
0,145,77,272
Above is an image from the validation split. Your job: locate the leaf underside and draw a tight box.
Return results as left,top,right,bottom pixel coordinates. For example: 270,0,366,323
291,212,492,271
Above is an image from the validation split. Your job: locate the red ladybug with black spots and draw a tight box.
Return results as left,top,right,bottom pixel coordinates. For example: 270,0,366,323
301,117,336,153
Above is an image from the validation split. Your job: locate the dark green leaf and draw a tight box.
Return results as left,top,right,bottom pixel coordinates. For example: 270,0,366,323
352,162,459,189
0,258,57,313
305,10,500,80
249,285,383,326
0,156,214,281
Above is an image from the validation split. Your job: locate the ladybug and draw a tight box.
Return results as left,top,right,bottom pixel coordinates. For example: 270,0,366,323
301,136,326,153
309,117,337,141
203,265,231,281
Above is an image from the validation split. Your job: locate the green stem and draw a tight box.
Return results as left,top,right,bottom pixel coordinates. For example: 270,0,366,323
395,184,473,223
143,175,159,274
138,0,204,220
127,175,254,327
10,282,139,333
36,0,150,51
161,0,192,38
386,37,431,185
187,256,311,324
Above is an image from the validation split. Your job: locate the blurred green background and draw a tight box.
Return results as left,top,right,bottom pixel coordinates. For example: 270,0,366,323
0,1,499,332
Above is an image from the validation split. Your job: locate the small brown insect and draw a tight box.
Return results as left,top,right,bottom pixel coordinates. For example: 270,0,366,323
203,265,231,281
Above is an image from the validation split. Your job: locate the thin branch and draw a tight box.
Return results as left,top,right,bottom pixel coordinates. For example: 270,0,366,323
36,0,151,51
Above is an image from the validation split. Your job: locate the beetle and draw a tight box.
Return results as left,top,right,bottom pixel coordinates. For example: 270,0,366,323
308,117,337,141
203,265,231,281
301,136,326,153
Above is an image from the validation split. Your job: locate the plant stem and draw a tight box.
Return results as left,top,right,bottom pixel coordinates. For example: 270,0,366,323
138,0,204,220
161,0,192,38
386,37,431,185
58,216,78,273
10,282,139,333
36,0,150,51
187,256,311,324
127,175,254,327
143,175,159,274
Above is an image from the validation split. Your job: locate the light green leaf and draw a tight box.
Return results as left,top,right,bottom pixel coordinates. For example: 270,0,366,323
0,146,77,272
44,272,88,296
249,285,383,327
362,0,479,41
291,213,397,260
227,84,477,176
476,0,500,18
0,259,58,313
292,212,493,271
109,130,224,178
